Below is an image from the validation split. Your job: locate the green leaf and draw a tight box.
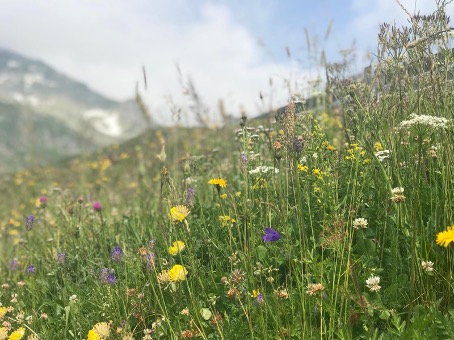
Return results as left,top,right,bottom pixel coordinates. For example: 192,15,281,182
256,245,267,261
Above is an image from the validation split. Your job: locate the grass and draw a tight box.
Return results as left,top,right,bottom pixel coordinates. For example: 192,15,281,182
1,2,454,339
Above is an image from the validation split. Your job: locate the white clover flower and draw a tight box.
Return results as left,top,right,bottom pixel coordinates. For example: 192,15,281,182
397,113,450,130
421,261,434,273
366,275,381,292
353,218,368,229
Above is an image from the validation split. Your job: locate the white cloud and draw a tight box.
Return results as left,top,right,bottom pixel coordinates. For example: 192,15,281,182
0,0,314,124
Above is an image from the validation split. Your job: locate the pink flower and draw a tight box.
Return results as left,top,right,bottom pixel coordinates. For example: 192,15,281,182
93,201,102,212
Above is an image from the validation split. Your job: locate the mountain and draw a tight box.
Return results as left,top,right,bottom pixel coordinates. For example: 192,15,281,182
0,47,152,172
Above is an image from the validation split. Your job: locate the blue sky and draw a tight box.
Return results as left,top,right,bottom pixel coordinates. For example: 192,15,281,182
0,0,451,123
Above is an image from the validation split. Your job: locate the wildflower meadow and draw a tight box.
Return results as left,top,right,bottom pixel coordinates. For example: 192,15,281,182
1,2,454,339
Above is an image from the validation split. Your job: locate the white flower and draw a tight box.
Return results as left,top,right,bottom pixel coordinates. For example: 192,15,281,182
249,166,279,175
69,294,78,303
375,150,391,162
391,187,404,195
300,156,307,164
353,218,368,229
397,113,450,130
366,275,381,292
312,153,318,159
421,261,434,273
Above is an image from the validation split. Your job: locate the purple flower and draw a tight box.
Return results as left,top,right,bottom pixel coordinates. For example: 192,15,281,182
106,271,117,284
27,264,36,274
146,253,156,270
100,268,116,284
9,259,18,271
185,188,196,207
40,196,48,207
92,201,102,212
262,228,280,242
256,293,265,305
57,253,66,264
111,246,123,261
25,215,35,230
293,137,303,153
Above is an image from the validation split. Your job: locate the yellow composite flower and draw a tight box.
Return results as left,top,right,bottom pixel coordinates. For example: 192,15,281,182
170,205,190,223
297,164,308,172
168,241,186,255
168,264,188,282
436,225,454,247
87,330,100,340
8,327,25,340
208,178,227,188
0,327,8,340
251,289,260,298
219,215,236,227
91,322,110,339
0,307,8,320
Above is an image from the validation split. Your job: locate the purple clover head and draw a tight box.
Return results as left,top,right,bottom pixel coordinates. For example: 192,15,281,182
262,228,280,242
40,196,48,207
26,264,36,274
92,201,102,212
9,259,18,271
25,215,35,230
111,246,123,261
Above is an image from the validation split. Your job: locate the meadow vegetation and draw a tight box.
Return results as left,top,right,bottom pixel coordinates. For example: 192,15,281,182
1,2,454,339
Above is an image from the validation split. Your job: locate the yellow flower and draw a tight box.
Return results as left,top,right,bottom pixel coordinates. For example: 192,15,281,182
168,264,188,282
92,322,110,339
219,193,228,199
251,289,260,298
326,144,336,151
374,142,383,152
0,307,8,320
87,330,100,340
8,327,25,340
208,178,227,188
235,191,241,197
297,164,308,172
312,168,325,180
436,225,454,247
0,327,8,340
168,241,186,255
170,205,189,223
219,215,236,227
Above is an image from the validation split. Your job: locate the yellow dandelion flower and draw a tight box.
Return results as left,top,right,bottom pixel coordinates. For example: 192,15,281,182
436,225,454,247
208,178,227,188
8,327,25,340
251,289,260,298
219,193,228,199
92,322,110,339
87,330,100,340
168,241,186,255
170,205,190,223
168,264,188,282
0,327,8,340
326,144,336,151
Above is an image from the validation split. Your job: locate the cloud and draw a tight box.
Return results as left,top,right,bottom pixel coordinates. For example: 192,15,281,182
0,0,313,124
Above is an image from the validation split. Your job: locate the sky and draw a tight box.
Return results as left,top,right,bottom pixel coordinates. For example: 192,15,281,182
0,0,451,124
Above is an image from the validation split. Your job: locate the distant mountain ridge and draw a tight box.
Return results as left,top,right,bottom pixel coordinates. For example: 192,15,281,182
0,47,152,172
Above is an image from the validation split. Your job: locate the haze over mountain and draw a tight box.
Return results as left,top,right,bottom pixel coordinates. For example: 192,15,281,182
0,48,152,173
